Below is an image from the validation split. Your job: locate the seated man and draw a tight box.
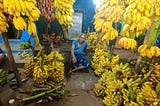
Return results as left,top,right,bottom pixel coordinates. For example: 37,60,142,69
69,34,90,74
0,48,5,64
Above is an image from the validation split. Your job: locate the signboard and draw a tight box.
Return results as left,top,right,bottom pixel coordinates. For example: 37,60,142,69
69,12,83,40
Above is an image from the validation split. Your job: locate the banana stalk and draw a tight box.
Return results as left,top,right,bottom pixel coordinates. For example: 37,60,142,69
135,21,154,70
19,88,50,93
62,25,69,40
148,16,160,47
21,85,61,102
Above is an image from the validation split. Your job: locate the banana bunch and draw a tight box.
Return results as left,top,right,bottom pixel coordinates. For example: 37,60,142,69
3,0,40,34
101,27,118,41
119,37,137,50
20,41,32,50
148,63,160,83
110,55,119,66
39,0,55,23
0,2,8,34
23,57,35,77
138,45,160,58
6,0,40,19
23,51,65,83
33,65,49,83
112,63,132,79
94,71,113,96
13,16,27,30
91,49,111,70
49,61,64,83
94,0,125,41
122,0,160,39
28,21,36,35
54,0,75,29
86,32,99,49
103,80,123,106
137,83,159,106
94,67,107,77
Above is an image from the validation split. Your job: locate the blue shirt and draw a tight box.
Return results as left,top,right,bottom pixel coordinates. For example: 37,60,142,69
72,40,88,54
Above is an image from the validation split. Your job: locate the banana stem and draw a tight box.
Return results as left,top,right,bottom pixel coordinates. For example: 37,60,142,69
148,16,160,47
135,21,154,70
36,46,44,58
21,85,61,102
62,25,69,40
128,68,153,87
19,88,50,93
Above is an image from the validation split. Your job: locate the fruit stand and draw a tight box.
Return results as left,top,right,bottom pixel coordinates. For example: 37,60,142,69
0,0,160,106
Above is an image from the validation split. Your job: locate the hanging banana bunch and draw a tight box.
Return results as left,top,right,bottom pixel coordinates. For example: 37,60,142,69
39,0,55,23
94,0,125,41
120,0,160,50
2,0,41,50
54,0,75,29
0,0,8,34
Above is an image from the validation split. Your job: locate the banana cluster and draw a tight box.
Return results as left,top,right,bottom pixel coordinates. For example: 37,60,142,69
54,0,75,29
49,61,64,83
93,50,160,106
122,0,160,39
0,1,8,34
13,17,27,30
91,49,119,76
94,0,125,41
118,37,137,50
23,51,65,84
138,45,160,58
112,63,132,79
86,32,107,50
101,28,118,41
33,65,49,83
23,57,35,77
3,0,40,36
28,21,36,36
39,0,55,23
137,83,159,106
103,80,123,106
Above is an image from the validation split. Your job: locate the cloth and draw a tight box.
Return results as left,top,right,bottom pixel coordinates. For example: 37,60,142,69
72,53,90,68
71,40,90,68
72,40,88,54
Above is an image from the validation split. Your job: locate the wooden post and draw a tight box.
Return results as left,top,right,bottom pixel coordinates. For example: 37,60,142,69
1,33,21,86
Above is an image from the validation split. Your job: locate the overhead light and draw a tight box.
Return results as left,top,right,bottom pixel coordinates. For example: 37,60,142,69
93,0,102,8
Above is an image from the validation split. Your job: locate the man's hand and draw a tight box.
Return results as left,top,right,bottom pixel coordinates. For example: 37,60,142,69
72,56,77,63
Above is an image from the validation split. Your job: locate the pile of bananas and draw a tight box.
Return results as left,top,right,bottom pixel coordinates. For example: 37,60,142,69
118,37,137,50
0,0,8,34
3,0,40,36
93,50,160,106
54,0,75,29
94,0,125,41
137,83,159,106
86,32,107,50
33,65,49,83
20,41,32,50
49,61,64,82
91,49,119,76
23,57,38,77
23,51,64,83
138,45,160,58
39,0,55,23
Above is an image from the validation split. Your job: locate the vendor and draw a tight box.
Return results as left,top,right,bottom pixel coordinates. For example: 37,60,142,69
69,34,90,74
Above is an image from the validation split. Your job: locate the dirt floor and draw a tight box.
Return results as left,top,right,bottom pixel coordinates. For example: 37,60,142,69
0,42,140,106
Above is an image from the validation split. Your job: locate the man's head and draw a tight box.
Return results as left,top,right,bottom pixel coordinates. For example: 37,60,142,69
79,34,86,43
